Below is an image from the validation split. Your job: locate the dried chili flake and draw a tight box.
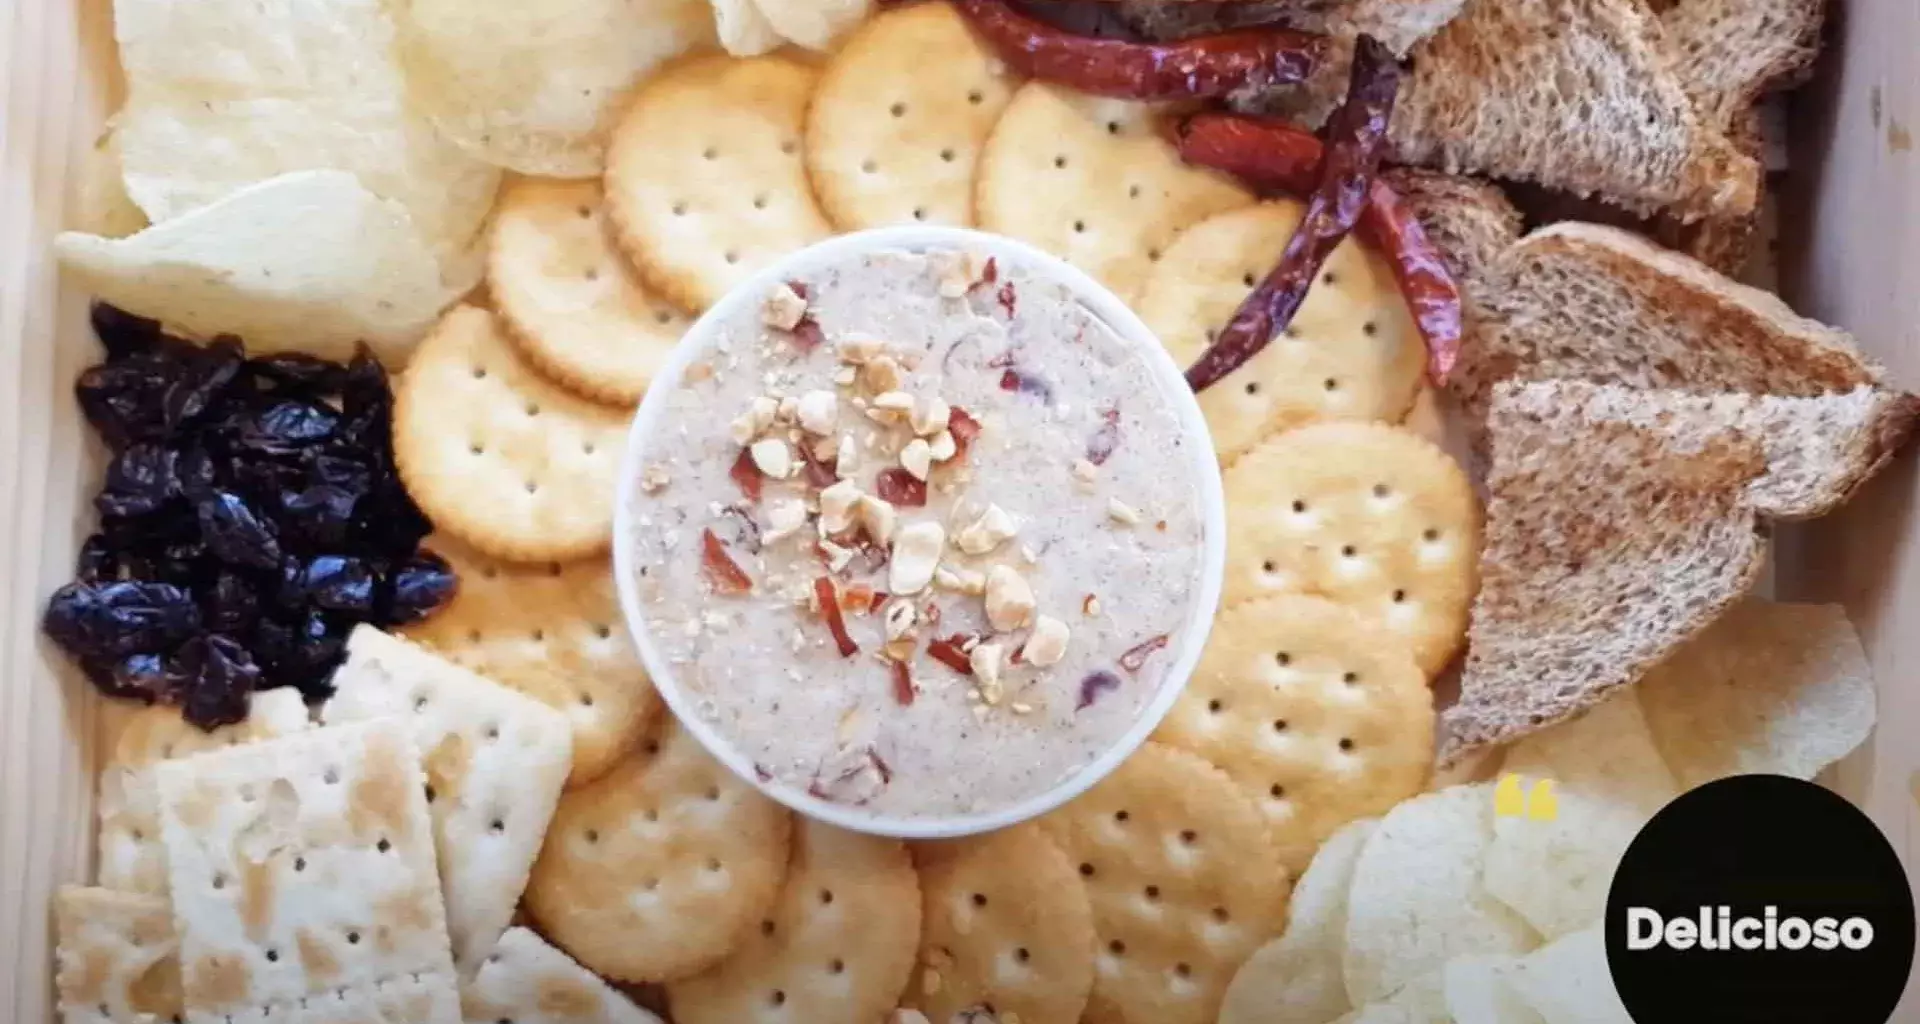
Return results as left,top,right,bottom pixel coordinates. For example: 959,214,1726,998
842,583,879,614
796,442,838,488
928,634,977,676
729,448,763,502
1077,670,1121,711
999,367,1053,402
792,316,825,353
948,407,983,459
815,577,859,657
701,529,753,594
1120,633,1170,674
996,281,1018,318
875,467,929,507
1086,405,1122,465
754,763,774,782
890,660,916,706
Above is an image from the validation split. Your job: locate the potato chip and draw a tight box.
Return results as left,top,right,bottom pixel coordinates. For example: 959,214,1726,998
756,0,874,50
1480,691,1678,941
1637,599,1876,788
111,0,499,274
1219,819,1377,1024
1343,784,1539,1006
1339,971,1452,1024
56,170,450,364
1443,955,1544,1024
1502,926,1633,1024
394,0,715,179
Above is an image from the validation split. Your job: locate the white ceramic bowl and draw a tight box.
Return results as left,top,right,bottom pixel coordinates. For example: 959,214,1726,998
612,225,1226,839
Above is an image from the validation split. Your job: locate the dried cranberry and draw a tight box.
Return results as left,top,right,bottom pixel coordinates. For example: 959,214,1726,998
947,407,983,460
702,529,754,594
730,448,764,502
815,577,859,657
999,367,1054,402
996,281,1018,318
1087,405,1123,465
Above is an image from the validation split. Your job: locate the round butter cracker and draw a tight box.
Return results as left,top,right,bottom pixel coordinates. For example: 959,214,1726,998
403,534,663,787
524,719,794,983
490,176,690,405
668,820,920,1024
805,2,1019,230
1155,595,1433,873
976,82,1253,304
909,824,1097,1024
605,54,832,312
1222,422,1479,677
1039,743,1290,1024
1138,201,1424,464
393,305,630,562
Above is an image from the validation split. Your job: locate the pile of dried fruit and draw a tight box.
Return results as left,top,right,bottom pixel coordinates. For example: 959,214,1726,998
42,306,457,728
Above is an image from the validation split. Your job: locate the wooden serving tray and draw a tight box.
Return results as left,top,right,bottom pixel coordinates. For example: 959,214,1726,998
3,0,1916,1018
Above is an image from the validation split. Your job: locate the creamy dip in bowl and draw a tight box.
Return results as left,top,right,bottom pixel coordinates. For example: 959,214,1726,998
614,226,1224,838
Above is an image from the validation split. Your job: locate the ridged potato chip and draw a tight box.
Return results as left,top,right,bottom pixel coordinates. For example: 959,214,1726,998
394,0,715,179
56,170,450,364
111,0,499,276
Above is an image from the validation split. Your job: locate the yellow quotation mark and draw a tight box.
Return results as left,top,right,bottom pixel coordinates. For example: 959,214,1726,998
1494,773,1559,822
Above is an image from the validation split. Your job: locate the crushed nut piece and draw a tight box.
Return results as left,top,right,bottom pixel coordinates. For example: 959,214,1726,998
909,396,951,437
882,637,917,662
857,495,898,545
889,521,946,595
730,396,779,444
796,390,838,434
954,504,1019,556
1020,544,1039,565
775,395,799,423
810,433,840,462
1083,593,1102,617
870,390,915,417
837,334,885,365
1107,498,1142,526
836,435,859,477
863,356,905,394
1023,615,1070,667
970,642,1005,702
763,500,808,544
928,429,957,462
833,365,859,386
882,599,918,641
683,361,716,384
936,249,994,298
640,464,671,493
900,438,933,481
819,480,861,534
933,566,987,596
1010,702,1033,715
1072,458,1099,484
761,282,808,330
750,438,795,479
984,565,1036,631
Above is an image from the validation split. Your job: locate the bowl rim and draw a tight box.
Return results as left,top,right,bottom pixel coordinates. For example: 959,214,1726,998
611,224,1227,839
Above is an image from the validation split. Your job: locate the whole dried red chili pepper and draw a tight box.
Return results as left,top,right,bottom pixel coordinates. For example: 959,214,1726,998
1172,111,1463,384
950,0,1324,100
1183,35,1402,393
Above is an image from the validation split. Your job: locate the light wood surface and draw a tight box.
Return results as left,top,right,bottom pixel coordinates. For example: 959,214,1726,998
2,0,1917,1019
1,1,116,1020
1775,0,1920,1013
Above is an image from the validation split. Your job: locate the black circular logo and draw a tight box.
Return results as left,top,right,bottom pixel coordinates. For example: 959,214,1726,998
1606,774,1915,1024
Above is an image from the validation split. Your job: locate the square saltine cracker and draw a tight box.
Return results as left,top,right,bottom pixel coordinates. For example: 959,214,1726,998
53,886,182,1024
321,626,572,971
153,717,456,1021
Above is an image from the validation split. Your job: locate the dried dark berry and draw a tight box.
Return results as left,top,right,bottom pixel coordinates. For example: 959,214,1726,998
95,444,181,521
284,555,378,614
90,303,166,360
81,651,182,703
76,361,174,449
162,339,244,432
202,572,260,635
196,490,282,570
337,350,391,447
43,580,200,659
248,354,347,395
173,634,259,730
75,534,121,582
383,552,457,626
241,399,339,454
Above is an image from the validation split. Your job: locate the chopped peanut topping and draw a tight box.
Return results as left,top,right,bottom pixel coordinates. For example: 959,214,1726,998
888,521,946,595
796,390,838,434
750,438,795,479
984,565,1036,631
1023,615,1069,667
900,438,933,481
761,283,807,330
954,504,1018,556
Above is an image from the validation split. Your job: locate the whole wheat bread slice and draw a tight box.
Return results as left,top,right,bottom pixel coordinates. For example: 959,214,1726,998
1437,381,1767,767
1458,222,1889,419
1500,380,1920,521
1662,0,1827,132
1388,0,1758,222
